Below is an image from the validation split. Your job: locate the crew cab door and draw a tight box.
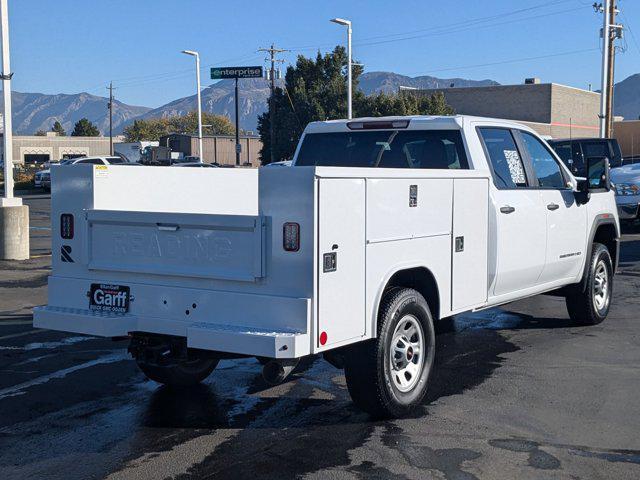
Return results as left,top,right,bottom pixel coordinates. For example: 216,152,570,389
478,128,547,296
518,131,587,282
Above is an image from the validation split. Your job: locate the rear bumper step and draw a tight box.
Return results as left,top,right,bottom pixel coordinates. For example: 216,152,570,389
33,306,309,359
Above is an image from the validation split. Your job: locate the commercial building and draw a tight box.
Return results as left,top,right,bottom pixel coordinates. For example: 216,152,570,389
408,80,600,139
159,134,263,166
0,132,124,166
613,120,640,158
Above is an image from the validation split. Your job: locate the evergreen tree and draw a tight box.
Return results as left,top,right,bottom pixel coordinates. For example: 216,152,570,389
258,46,454,164
71,118,100,137
51,121,66,136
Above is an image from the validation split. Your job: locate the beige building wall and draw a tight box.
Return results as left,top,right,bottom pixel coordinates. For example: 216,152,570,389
613,120,640,157
1,132,125,166
549,84,600,136
411,83,599,139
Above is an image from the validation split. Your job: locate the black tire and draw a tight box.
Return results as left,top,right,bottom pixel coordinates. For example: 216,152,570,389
136,358,218,387
565,242,613,325
344,288,435,418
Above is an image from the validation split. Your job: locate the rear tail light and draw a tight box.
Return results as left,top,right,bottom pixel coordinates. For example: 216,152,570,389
283,222,300,252
60,213,74,239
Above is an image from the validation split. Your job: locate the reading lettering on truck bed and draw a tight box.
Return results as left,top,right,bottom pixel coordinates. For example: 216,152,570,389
34,115,619,418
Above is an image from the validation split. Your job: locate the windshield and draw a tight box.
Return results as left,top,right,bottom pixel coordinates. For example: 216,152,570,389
295,130,469,169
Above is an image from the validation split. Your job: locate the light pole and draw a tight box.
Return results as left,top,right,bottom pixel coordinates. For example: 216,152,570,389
0,0,17,206
0,0,28,261
182,50,203,162
330,18,352,119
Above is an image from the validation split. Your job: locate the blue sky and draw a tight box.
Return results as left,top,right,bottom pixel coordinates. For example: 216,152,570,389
8,0,640,108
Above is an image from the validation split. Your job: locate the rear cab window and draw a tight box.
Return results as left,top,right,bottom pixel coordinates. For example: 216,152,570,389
295,129,469,169
478,128,528,188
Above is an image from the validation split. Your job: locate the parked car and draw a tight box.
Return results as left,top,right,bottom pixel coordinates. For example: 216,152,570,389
34,115,618,418
34,169,47,188
547,138,623,177
609,163,640,222
172,162,218,168
622,155,640,165
38,156,137,191
264,160,292,167
181,156,201,163
547,138,639,222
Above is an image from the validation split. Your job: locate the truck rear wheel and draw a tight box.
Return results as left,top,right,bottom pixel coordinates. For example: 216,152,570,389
136,358,219,387
565,242,613,325
344,288,435,418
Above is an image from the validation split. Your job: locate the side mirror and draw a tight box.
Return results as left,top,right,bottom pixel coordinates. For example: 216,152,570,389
586,156,610,191
575,177,590,204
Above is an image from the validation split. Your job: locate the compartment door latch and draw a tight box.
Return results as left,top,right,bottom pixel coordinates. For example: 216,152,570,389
323,252,337,272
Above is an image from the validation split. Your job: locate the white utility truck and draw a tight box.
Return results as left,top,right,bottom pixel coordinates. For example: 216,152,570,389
34,116,619,418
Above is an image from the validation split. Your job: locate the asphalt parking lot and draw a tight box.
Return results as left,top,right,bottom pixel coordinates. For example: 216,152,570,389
0,195,639,480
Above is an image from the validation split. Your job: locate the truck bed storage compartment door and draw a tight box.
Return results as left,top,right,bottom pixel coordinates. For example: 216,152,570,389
451,178,489,310
86,210,265,281
317,178,366,349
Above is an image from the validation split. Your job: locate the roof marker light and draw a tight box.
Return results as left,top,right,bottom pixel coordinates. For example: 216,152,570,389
347,120,410,130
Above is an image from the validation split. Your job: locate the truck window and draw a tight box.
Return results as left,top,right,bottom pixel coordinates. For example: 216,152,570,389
553,142,572,163
520,132,566,189
295,130,469,169
75,158,104,165
478,128,528,188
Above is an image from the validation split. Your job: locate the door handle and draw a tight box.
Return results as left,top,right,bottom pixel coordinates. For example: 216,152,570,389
547,203,559,211
500,206,515,214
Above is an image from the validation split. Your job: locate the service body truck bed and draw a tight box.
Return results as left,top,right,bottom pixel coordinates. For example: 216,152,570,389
35,115,619,417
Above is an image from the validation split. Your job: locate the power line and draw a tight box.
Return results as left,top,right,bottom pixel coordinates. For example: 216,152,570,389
618,6,640,55
385,47,599,77
282,1,585,52
354,6,589,49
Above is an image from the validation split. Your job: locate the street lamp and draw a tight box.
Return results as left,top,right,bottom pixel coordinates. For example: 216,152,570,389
181,50,203,162
330,17,352,119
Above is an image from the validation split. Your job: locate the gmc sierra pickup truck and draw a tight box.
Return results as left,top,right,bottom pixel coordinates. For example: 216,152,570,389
34,115,619,418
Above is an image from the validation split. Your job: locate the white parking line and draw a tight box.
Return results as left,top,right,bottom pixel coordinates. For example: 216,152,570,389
0,329,45,341
0,351,129,400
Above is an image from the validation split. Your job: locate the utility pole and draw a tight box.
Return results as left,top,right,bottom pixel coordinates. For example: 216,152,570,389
107,81,114,156
598,0,611,138
596,0,623,138
259,44,288,164
605,0,618,138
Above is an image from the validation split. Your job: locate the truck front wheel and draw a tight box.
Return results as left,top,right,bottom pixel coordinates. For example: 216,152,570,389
344,288,435,418
136,358,218,387
565,242,613,325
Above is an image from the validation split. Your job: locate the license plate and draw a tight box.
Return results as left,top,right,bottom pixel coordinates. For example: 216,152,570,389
89,283,130,313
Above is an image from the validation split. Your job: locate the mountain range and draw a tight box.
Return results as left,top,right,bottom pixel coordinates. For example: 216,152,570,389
2,72,639,136
1,91,150,135
613,73,640,121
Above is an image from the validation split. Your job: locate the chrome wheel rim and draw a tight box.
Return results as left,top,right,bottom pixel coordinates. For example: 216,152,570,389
593,260,610,311
390,314,425,393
